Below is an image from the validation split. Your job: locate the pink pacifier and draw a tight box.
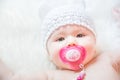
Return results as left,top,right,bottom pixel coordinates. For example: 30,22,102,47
59,45,86,70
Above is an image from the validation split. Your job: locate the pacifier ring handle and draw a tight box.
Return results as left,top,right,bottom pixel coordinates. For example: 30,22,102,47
79,64,84,70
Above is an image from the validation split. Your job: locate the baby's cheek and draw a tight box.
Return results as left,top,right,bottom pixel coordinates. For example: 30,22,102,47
83,46,96,64
49,48,61,62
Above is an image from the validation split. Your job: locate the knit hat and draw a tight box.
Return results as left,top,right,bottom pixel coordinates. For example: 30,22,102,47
41,4,95,49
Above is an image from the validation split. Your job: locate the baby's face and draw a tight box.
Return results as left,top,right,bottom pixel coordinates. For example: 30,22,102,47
47,24,96,70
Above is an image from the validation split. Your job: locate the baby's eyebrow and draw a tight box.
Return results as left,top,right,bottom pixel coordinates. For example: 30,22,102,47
51,31,65,38
56,31,65,36
57,29,83,36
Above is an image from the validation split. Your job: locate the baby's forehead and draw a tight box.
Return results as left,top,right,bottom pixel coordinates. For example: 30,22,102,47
55,24,89,32
49,24,92,37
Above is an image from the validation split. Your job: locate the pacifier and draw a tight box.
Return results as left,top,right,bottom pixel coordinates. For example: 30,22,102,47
59,45,86,70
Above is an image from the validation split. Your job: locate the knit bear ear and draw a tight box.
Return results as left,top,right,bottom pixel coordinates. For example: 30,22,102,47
39,0,85,23
39,2,53,23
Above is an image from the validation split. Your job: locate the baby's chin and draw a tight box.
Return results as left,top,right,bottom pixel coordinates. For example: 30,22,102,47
57,63,83,71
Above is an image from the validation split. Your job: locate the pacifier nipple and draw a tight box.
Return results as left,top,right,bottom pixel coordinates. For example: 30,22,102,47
65,49,81,62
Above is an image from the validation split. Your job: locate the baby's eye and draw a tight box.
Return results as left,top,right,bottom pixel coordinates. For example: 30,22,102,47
56,37,65,41
76,33,85,38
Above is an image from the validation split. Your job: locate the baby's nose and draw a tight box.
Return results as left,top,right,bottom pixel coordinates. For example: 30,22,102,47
68,43,76,46
67,36,77,46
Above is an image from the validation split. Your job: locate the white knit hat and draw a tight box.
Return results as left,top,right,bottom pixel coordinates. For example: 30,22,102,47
41,4,95,49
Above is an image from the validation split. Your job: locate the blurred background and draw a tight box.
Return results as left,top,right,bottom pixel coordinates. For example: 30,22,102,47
0,0,120,75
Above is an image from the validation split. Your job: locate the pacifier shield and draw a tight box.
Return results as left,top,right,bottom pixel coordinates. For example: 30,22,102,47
59,45,86,70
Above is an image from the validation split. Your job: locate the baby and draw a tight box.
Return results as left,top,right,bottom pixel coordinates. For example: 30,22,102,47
39,4,120,80
1,4,120,80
